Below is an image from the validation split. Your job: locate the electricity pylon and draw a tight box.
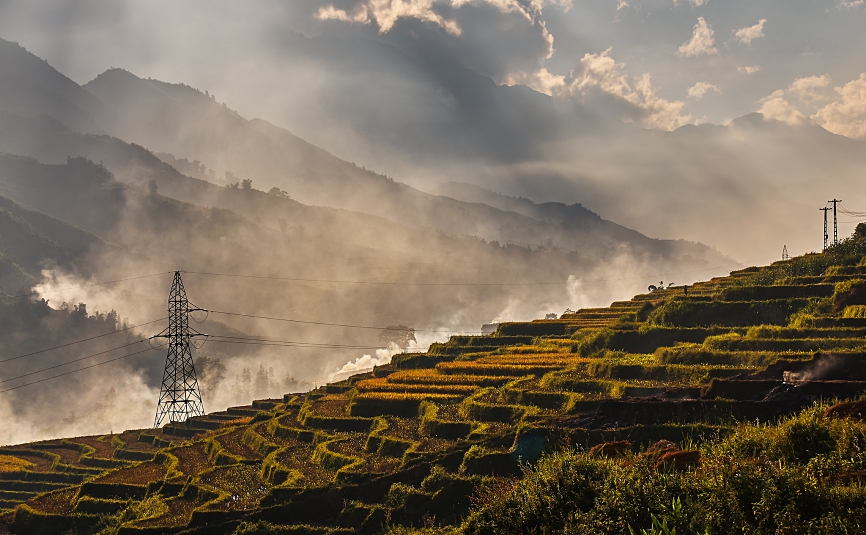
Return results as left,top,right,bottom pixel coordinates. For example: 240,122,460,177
153,271,206,427
782,245,789,261
821,206,830,250
829,199,842,245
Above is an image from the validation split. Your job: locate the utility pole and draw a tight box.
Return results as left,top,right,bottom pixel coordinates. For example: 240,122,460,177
782,245,789,260
820,206,830,250
829,199,842,245
153,271,206,427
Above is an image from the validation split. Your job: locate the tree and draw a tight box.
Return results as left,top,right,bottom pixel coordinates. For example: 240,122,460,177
253,365,278,398
379,325,416,349
106,310,119,331
268,187,290,199
232,368,252,402
147,179,158,195
71,303,87,320
241,178,253,190
196,356,226,403
283,373,302,393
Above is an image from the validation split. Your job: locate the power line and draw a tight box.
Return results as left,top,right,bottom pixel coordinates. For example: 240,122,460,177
0,272,173,302
206,334,397,350
0,341,147,385
182,252,820,288
183,270,565,286
0,318,166,364
184,263,748,287
0,347,158,394
205,310,480,334
838,202,866,218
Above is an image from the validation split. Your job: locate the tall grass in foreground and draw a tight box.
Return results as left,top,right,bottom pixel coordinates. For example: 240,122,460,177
463,403,866,535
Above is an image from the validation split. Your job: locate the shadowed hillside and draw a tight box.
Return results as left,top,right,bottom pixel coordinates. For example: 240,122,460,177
0,40,110,134
79,67,726,264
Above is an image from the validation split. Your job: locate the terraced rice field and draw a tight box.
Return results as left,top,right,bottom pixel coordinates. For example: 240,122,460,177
6,245,866,533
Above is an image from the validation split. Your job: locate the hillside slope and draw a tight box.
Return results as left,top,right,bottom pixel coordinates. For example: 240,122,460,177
0,194,109,293
80,68,725,263
0,154,646,417
0,40,110,134
4,236,866,533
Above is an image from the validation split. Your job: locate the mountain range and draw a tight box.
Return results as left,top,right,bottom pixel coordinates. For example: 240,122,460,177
0,36,770,439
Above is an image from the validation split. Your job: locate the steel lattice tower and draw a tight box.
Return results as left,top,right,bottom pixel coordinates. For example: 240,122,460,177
153,271,205,427
829,199,842,246
821,206,830,250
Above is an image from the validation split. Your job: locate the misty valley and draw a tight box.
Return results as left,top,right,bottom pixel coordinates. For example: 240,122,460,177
1,6,866,532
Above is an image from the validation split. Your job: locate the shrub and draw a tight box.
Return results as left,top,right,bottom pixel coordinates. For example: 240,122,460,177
648,299,814,327
574,326,730,356
459,446,520,477
833,279,866,312
721,284,834,301
496,322,568,336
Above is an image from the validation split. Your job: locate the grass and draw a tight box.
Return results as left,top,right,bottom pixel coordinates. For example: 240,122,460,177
464,404,866,535
0,455,35,473
386,370,512,386
10,237,866,535
355,378,478,395
435,362,561,376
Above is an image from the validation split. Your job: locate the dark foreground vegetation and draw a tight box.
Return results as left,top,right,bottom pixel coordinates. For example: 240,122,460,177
4,231,866,534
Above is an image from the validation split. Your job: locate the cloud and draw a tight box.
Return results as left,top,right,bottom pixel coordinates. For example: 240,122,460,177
756,75,834,127
839,0,864,8
757,89,806,125
813,73,866,139
552,48,692,130
789,74,831,105
316,0,461,34
688,81,720,100
734,18,766,45
316,0,569,51
327,340,428,381
738,65,761,74
678,17,718,57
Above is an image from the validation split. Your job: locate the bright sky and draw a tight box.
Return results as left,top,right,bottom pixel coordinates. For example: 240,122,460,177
1,0,864,260
0,0,863,134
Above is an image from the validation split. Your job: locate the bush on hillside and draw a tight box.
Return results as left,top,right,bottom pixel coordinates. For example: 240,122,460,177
832,279,866,312
648,298,814,327
464,405,866,535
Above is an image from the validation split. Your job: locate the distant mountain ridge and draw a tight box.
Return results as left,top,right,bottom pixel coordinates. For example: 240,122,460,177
430,181,656,246
0,40,110,134
0,38,728,269
79,66,724,263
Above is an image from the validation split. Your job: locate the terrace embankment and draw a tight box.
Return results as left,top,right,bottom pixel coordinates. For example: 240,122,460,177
6,239,866,533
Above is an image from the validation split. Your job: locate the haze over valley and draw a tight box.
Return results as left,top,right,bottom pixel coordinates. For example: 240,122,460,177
0,0,864,443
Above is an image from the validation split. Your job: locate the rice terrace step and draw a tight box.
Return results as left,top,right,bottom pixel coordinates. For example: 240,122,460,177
7,242,866,533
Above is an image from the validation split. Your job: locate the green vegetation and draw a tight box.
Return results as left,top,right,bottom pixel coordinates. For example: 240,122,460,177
465,405,866,535
6,237,866,533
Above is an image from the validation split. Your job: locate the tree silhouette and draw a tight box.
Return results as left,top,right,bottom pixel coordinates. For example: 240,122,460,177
379,325,416,349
